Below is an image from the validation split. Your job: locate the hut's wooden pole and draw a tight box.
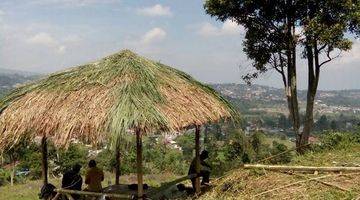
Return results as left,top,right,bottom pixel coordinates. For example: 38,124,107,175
115,142,121,185
136,129,144,199
41,136,48,185
195,125,201,193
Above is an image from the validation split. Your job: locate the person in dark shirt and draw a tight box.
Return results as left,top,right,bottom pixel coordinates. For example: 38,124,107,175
62,164,83,200
188,150,212,191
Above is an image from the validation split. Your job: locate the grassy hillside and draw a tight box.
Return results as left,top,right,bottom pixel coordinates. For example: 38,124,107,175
198,133,360,200
0,172,178,200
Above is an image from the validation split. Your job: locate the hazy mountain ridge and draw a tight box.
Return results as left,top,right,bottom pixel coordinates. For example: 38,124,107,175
0,70,360,110
211,83,360,114
0,68,39,97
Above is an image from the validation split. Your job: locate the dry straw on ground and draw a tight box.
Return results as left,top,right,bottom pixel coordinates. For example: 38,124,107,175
197,169,360,200
0,50,238,149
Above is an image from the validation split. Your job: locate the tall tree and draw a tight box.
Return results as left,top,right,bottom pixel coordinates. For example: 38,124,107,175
297,0,359,149
204,0,360,153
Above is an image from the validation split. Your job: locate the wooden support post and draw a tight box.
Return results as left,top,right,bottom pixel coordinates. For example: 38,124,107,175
10,154,15,186
41,136,48,185
136,129,144,199
115,141,121,185
195,125,201,194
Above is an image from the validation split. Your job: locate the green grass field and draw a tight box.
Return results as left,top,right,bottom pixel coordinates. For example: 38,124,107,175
0,172,179,200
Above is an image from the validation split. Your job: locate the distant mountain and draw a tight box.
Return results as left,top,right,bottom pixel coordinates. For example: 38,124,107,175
0,68,40,97
211,83,360,114
0,67,38,76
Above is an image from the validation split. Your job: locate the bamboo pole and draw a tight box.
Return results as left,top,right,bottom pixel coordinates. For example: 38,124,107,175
41,136,48,185
115,141,121,185
244,164,360,172
195,125,201,194
294,173,350,192
136,129,144,199
54,188,131,199
253,173,353,198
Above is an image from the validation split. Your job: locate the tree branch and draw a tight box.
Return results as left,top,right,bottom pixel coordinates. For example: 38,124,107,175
319,50,342,68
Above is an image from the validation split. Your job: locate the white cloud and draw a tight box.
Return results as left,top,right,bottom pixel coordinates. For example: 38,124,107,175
26,32,67,54
0,9,5,22
63,35,82,43
198,19,244,37
27,32,57,46
30,0,119,7
336,39,360,65
57,45,67,54
141,27,167,44
137,4,172,17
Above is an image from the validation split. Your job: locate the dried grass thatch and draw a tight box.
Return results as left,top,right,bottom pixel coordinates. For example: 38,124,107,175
0,50,239,149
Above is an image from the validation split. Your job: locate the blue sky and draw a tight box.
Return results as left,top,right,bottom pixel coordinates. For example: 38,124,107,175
0,0,359,90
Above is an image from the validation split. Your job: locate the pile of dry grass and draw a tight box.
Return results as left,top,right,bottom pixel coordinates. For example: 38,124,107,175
197,169,360,200
0,50,239,149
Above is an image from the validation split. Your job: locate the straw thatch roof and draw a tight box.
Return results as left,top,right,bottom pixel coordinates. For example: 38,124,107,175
0,50,239,149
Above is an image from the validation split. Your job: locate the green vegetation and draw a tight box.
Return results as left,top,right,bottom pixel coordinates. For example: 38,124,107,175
1,123,360,200
205,0,360,152
198,130,360,200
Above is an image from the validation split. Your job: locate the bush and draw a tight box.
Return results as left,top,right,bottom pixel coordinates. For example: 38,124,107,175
269,141,292,164
17,145,42,180
313,131,360,152
56,144,88,174
0,168,10,186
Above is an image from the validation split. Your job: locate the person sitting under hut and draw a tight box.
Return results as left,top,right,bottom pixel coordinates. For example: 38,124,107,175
62,164,83,200
85,160,104,193
188,150,212,191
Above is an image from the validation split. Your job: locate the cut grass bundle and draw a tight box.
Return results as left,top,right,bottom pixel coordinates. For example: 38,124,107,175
0,50,239,149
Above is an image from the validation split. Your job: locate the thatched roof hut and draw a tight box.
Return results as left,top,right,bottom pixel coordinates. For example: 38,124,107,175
0,50,237,149
0,49,239,197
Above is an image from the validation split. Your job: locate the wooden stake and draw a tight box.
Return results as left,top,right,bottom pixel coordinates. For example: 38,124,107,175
195,125,201,194
41,136,48,185
115,141,121,185
136,129,144,199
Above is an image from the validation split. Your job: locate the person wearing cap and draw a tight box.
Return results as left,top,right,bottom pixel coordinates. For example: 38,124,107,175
188,150,212,191
85,160,104,192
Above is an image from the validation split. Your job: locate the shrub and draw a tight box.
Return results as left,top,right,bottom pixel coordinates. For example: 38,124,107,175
56,144,88,174
0,168,10,186
269,141,292,164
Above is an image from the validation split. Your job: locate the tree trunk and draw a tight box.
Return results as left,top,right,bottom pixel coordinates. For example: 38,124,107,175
204,125,209,147
0,153,4,165
300,43,314,150
41,137,48,185
136,129,144,199
115,139,121,185
195,125,201,194
285,2,301,151
115,141,121,185
300,41,320,152
300,43,315,151
10,155,15,186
